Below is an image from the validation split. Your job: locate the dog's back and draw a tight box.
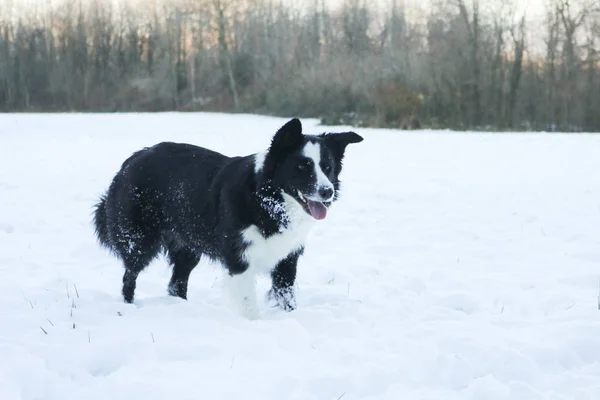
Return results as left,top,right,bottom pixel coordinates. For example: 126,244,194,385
93,142,232,301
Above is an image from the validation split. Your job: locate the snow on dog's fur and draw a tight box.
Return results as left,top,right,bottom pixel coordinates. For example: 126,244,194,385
93,118,363,319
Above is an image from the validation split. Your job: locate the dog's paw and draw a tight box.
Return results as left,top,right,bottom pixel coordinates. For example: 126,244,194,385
267,288,296,312
228,294,261,320
241,306,261,320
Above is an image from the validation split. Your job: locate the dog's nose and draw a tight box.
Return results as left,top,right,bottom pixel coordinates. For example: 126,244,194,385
318,186,334,200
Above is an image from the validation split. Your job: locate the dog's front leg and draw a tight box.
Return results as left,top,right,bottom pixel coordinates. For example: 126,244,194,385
267,251,301,312
223,268,260,320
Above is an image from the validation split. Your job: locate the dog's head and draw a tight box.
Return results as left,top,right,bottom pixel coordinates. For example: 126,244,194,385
255,118,363,220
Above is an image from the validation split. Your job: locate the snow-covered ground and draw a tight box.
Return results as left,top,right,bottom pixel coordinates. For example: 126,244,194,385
1,113,599,400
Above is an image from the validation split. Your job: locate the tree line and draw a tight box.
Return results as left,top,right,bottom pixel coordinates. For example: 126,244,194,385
0,0,598,131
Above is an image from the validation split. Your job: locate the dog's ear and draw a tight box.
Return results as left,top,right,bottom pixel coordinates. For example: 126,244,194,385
328,131,364,146
269,118,304,153
321,131,364,159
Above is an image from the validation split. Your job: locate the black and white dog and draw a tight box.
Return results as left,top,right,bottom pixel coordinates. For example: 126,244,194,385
93,118,363,318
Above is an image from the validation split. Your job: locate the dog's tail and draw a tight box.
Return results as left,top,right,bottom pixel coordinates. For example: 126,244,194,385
93,195,112,250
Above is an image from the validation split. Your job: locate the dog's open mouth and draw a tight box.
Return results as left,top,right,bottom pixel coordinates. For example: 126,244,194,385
297,191,328,220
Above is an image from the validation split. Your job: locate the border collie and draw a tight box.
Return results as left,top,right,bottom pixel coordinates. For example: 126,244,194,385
93,118,363,319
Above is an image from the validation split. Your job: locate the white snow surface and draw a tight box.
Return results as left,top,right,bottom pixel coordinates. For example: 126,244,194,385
1,112,600,400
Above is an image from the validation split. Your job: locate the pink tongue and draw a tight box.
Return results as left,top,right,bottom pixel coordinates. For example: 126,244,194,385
307,200,327,220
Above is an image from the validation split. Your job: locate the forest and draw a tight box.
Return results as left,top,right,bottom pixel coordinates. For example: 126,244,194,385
0,0,598,131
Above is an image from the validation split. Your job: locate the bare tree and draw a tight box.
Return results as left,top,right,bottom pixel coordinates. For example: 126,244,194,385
507,16,526,129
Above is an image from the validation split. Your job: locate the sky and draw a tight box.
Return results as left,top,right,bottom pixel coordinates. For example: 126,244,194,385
326,0,547,15
3,0,550,20
3,0,550,15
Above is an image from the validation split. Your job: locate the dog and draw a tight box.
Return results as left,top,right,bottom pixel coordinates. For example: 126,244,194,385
93,118,363,318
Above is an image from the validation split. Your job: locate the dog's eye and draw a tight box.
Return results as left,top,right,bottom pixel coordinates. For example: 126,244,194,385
297,160,312,171
323,165,332,174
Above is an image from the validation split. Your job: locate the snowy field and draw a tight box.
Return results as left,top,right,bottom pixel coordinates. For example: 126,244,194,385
1,112,600,400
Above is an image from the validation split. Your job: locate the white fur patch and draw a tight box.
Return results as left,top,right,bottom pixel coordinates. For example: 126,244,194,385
241,191,314,274
222,272,260,320
302,142,334,197
229,191,315,319
254,152,266,173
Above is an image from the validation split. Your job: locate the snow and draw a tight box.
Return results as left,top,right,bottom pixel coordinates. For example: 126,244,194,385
1,112,600,400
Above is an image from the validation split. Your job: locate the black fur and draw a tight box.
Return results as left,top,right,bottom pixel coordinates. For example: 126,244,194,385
93,118,363,310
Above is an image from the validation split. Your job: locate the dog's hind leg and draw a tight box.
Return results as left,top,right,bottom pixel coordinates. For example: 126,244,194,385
115,230,162,304
167,247,201,300
122,268,141,303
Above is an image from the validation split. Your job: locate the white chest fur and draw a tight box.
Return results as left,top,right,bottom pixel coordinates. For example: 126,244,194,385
240,192,315,274
224,191,315,320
